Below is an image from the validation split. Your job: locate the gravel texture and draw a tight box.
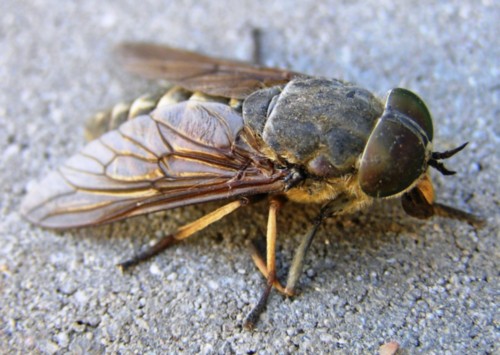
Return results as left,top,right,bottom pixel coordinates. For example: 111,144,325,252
1,0,498,353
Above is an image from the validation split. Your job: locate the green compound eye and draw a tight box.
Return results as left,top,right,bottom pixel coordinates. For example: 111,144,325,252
359,89,433,198
385,88,433,141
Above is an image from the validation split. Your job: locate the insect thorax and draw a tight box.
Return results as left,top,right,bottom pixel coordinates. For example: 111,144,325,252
243,78,384,179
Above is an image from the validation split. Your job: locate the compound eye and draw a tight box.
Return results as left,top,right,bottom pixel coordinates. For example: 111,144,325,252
359,113,428,198
385,88,433,141
358,89,434,198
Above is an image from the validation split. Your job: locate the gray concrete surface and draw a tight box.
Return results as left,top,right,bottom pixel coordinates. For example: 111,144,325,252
1,0,498,353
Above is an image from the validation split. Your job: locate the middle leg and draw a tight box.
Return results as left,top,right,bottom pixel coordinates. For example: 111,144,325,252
244,195,285,329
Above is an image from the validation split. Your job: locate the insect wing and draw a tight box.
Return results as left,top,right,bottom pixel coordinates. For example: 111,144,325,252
116,42,300,99
21,101,287,228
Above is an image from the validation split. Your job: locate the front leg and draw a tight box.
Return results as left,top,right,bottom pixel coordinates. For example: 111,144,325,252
285,194,353,295
402,174,484,227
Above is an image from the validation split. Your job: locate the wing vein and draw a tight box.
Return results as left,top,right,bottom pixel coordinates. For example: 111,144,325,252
118,128,160,159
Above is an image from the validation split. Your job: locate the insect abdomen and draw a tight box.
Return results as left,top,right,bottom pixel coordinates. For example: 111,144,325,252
85,91,162,141
84,86,243,141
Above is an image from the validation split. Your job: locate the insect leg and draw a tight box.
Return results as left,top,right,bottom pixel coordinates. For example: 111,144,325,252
118,199,246,271
284,217,322,296
251,28,262,65
244,196,284,329
285,194,352,295
249,242,288,294
402,175,484,227
432,203,485,227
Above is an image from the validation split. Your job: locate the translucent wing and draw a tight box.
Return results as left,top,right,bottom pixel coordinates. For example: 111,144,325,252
116,42,301,99
21,101,288,229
